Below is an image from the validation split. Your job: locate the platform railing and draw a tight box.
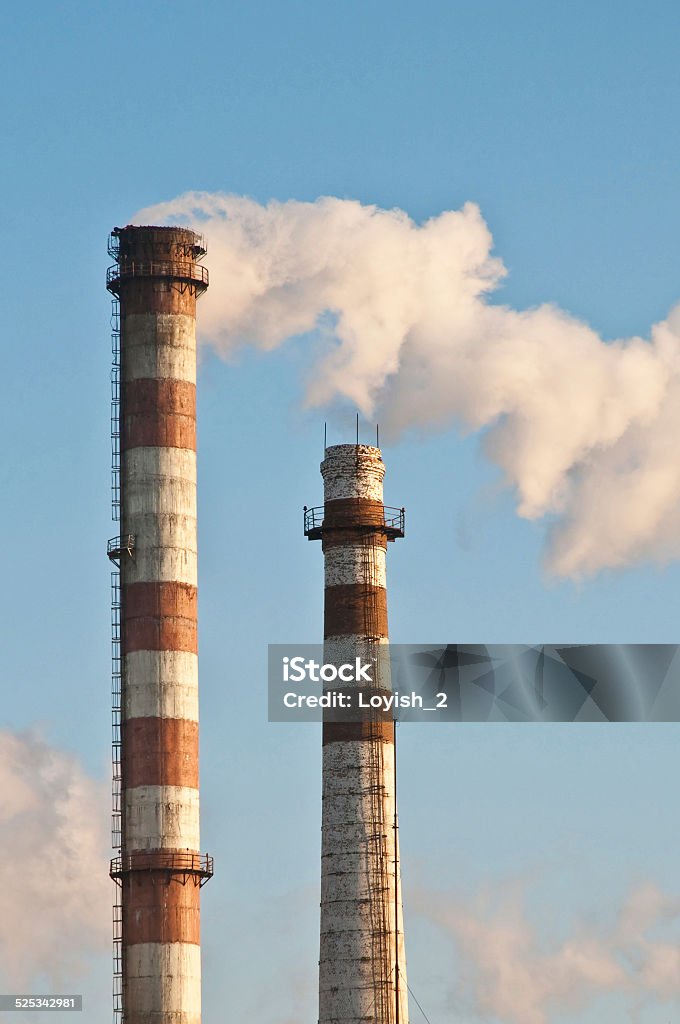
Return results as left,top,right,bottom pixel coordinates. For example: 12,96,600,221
110,850,214,886
106,260,209,293
304,504,405,538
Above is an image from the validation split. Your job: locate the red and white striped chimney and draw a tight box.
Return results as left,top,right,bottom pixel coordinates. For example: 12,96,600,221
306,443,409,1024
107,226,212,1024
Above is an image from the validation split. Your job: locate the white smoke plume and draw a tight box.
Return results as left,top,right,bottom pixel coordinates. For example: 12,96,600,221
414,881,680,1023
134,192,680,579
0,729,110,988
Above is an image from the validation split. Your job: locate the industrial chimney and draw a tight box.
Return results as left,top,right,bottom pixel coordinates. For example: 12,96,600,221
305,444,409,1024
106,227,213,1024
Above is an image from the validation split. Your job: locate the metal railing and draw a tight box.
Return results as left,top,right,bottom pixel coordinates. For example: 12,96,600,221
106,260,209,294
108,231,207,262
304,505,405,538
110,851,214,886
107,535,135,564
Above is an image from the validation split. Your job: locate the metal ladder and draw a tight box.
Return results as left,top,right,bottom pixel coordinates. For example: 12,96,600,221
361,534,395,1024
110,296,123,1024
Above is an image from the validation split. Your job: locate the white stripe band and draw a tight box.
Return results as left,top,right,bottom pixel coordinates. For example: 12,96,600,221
124,651,199,721
125,447,196,518
321,445,385,501
125,541,198,587
122,511,197,586
324,544,386,588
124,785,200,851
123,313,197,383
125,942,201,1019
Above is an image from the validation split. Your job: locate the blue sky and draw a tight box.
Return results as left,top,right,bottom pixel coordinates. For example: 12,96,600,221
2,2,680,1021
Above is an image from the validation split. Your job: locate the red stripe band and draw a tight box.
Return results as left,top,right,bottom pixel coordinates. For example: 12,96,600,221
123,718,199,788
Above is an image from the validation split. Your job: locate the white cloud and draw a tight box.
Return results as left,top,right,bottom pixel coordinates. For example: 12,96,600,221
413,881,680,1023
0,729,110,988
133,193,680,578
